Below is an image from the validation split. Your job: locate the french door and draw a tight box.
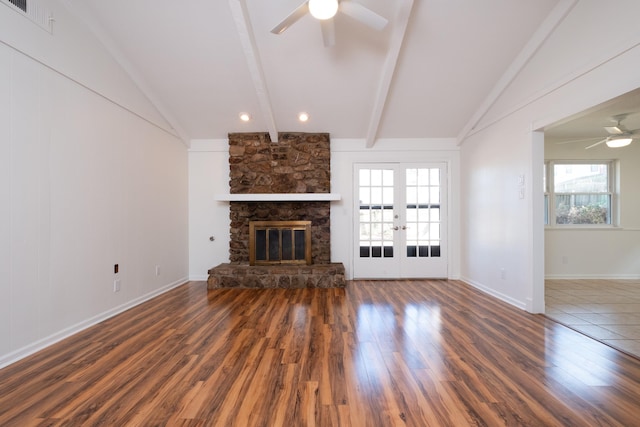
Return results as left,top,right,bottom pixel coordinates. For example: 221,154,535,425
353,163,447,278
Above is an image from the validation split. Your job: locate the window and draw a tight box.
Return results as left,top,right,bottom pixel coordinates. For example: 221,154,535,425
544,161,615,226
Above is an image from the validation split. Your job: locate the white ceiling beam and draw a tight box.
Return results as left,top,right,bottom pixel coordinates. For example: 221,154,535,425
60,0,191,146
365,0,415,148
229,0,279,143
456,0,579,144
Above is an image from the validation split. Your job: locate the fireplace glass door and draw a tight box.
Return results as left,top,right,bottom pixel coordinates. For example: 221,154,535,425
354,163,447,278
249,221,311,265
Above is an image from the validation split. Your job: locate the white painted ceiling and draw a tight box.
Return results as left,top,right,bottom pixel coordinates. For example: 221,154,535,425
75,0,562,144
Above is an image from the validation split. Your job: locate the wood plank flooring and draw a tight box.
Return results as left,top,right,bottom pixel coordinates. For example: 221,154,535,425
2,280,640,426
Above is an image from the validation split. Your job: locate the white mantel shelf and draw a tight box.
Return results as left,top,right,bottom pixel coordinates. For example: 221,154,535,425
215,193,341,202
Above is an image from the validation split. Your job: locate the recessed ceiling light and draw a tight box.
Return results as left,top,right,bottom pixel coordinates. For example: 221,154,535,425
298,112,309,122
239,112,251,122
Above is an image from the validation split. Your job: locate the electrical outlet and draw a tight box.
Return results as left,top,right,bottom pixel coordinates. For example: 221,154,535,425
113,279,121,292
155,265,160,276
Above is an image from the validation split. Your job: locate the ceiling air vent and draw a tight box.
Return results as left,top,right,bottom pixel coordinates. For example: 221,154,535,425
1,0,53,34
8,0,26,12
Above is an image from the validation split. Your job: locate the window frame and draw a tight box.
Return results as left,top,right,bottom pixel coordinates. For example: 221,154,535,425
544,159,617,228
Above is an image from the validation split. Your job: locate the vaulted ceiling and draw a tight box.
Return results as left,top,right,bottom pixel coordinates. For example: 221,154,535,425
69,0,563,145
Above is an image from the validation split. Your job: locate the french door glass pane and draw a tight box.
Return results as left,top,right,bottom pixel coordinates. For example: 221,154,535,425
359,168,395,258
406,168,441,258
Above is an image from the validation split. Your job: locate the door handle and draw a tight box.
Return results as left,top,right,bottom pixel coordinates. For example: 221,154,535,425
392,226,399,231
401,225,407,230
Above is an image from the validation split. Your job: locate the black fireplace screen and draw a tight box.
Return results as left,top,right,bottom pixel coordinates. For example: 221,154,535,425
249,221,311,265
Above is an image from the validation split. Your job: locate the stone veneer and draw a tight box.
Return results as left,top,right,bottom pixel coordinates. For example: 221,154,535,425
208,132,345,289
229,132,330,194
207,263,345,289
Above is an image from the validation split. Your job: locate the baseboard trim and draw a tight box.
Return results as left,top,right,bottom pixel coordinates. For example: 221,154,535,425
0,277,189,370
545,274,640,280
460,276,527,311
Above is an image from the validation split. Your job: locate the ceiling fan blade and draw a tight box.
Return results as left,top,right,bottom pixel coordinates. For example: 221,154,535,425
271,1,309,35
339,1,388,31
555,137,601,145
320,18,336,47
584,138,608,149
604,125,625,135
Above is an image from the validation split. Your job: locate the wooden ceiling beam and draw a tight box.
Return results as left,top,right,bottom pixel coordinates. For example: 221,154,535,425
229,0,279,143
365,0,414,148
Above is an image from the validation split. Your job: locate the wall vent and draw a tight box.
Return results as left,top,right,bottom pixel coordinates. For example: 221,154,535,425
1,0,53,34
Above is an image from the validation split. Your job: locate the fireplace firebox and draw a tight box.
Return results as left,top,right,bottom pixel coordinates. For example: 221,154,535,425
249,220,311,266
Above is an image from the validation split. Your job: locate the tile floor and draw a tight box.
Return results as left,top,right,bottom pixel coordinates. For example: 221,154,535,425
545,279,640,359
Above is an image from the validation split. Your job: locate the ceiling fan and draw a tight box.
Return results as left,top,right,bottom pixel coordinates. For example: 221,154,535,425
557,113,639,149
271,0,388,47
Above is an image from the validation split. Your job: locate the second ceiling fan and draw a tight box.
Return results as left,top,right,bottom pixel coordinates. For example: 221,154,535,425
271,0,388,47
557,113,639,149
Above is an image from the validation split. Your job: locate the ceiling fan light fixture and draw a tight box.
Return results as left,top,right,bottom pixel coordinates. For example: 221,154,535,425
605,136,633,148
308,0,339,20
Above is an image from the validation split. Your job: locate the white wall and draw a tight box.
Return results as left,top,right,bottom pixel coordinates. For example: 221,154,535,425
0,1,188,368
188,138,461,281
460,0,640,312
544,138,640,278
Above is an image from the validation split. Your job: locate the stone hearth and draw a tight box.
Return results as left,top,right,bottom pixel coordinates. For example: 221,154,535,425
207,263,345,289
208,132,345,289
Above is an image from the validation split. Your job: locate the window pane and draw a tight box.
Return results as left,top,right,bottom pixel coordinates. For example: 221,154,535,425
371,169,382,186
382,169,394,186
553,164,608,193
430,169,440,186
359,188,370,204
418,187,429,203
383,187,394,204
360,169,370,186
555,194,610,224
371,187,382,204
359,223,371,240
417,168,429,185
430,207,440,222
430,187,440,204
406,187,417,204
406,169,417,185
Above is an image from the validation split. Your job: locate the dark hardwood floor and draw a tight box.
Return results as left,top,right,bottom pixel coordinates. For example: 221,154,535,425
1,279,640,426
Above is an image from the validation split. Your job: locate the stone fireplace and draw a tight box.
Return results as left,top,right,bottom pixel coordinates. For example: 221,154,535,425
207,132,345,289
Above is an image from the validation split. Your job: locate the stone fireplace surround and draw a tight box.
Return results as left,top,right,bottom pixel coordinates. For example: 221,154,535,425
207,132,346,289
